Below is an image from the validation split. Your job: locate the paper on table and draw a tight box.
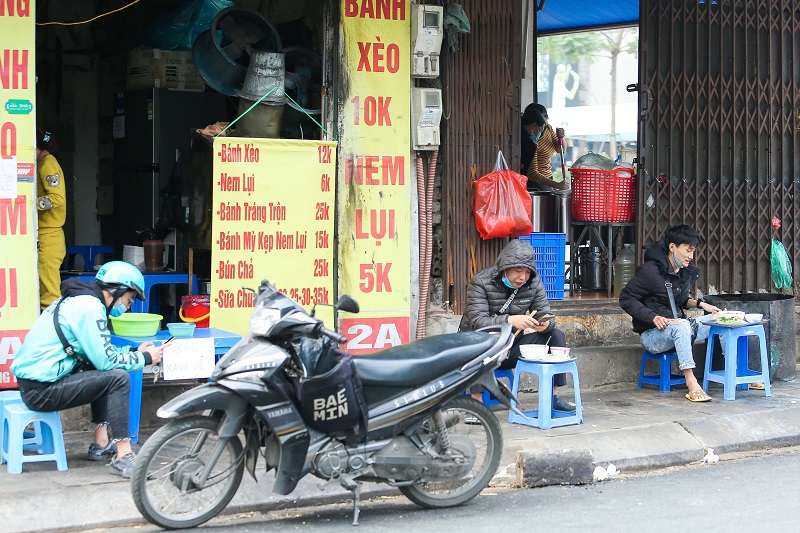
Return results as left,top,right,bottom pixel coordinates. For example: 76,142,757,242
163,337,215,380
0,157,17,199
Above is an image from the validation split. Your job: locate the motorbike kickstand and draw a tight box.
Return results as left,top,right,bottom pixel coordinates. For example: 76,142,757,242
351,482,361,526
337,474,361,526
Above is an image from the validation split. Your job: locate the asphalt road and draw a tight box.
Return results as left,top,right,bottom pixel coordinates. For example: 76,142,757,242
92,446,800,533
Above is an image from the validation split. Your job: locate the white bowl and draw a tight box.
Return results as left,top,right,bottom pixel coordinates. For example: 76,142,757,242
519,344,549,360
549,347,571,359
744,313,763,323
718,310,746,321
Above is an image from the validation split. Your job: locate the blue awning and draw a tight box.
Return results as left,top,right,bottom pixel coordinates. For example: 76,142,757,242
536,1,639,34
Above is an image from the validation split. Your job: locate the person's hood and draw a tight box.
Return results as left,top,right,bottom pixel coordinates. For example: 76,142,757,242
60,277,104,301
493,239,538,283
643,240,670,271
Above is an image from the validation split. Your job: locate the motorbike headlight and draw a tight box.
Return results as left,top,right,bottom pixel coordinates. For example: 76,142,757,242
250,307,281,336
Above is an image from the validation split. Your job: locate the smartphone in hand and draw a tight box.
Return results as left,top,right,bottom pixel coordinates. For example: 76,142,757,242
533,310,555,322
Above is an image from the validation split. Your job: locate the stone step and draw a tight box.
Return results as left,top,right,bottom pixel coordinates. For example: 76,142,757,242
427,301,639,348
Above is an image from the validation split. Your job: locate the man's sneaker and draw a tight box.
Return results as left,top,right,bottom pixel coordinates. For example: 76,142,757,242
87,441,117,461
109,452,135,478
552,395,577,412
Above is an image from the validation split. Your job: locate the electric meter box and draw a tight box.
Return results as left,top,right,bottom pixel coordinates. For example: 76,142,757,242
411,4,444,78
411,88,442,150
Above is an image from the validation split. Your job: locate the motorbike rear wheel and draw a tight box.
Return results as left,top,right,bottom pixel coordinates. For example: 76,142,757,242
400,396,502,508
131,415,245,529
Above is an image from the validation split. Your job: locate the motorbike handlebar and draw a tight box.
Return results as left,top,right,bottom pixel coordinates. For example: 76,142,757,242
319,325,347,345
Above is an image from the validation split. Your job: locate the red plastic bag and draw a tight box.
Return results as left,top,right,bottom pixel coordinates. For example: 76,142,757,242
473,151,532,240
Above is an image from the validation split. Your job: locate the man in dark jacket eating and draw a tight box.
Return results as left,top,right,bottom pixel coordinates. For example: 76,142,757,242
459,239,574,412
619,225,722,402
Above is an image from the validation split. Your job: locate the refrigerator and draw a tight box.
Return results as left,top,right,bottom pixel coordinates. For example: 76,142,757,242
112,88,228,250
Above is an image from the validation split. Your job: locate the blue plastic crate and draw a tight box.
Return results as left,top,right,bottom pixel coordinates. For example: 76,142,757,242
519,232,566,300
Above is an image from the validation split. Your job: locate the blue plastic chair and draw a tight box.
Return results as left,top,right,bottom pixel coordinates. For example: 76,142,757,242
638,351,687,392
482,368,515,407
2,403,67,473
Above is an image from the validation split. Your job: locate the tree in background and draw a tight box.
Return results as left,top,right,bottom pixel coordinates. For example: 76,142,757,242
538,28,638,159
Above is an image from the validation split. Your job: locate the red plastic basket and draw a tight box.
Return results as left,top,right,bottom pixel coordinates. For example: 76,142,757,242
570,167,636,223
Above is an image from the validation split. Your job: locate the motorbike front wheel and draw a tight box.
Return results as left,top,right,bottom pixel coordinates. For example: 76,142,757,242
400,396,503,508
131,415,245,529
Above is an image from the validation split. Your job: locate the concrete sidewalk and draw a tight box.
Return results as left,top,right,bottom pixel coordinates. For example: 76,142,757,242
2,372,799,533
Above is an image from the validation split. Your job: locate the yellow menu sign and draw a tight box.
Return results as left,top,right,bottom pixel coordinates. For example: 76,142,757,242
0,2,37,389
211,138,337,335
338,0,412,354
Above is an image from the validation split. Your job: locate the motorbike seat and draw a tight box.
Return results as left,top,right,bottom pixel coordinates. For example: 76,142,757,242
352,331,497,387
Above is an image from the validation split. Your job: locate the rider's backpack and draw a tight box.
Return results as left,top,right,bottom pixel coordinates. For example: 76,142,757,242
298,346,368,438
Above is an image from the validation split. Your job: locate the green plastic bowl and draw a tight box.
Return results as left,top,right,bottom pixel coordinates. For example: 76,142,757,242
111,313,163,337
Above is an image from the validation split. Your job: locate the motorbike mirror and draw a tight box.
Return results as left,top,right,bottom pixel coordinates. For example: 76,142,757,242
336,295,359,314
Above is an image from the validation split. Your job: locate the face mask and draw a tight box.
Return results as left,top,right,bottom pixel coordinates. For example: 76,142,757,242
110,301,127,317
501,275,515,289
530,131,542,142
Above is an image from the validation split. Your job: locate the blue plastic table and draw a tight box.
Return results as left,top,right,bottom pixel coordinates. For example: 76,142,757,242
110,328,242,442
702,322,771,400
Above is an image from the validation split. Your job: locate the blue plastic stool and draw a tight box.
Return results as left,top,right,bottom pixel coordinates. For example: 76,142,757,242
703,323,771,401
482,368,515,407
129,370,143,443
638,351,687,392
508,359,583,429
2,403,67,473
66,245,113,271
0,391,44,465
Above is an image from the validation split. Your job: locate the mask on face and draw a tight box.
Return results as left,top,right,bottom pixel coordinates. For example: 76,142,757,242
530,131,543,142
501,275,515,289
110,301,127,317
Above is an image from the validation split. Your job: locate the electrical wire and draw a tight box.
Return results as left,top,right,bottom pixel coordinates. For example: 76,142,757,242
36,0,141,26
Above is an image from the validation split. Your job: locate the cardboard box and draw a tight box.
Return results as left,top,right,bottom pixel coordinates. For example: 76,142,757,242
126,48,206,92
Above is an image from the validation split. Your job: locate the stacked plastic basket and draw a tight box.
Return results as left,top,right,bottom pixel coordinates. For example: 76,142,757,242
518,232,566,300
570,167,636,223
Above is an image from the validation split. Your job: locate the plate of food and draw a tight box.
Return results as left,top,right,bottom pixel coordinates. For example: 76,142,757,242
713,310,747,327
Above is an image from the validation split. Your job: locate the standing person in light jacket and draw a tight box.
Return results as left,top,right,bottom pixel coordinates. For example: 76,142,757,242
11,261,169,477
619,225,726,402
459,239,575,412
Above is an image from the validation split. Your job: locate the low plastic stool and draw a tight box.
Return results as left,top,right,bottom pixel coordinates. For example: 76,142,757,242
508,359,583,429
0,391,43,465
482,368,515,407
638,351,687,392
66,245,114,271
703,323,771,401
129,370,143,443
2,403,67,473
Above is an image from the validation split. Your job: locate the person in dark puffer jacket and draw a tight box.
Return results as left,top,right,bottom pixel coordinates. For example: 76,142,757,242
619,225,725,403
459,239,574,412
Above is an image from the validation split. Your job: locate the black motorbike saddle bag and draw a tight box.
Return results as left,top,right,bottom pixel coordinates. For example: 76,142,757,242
298,346,368,436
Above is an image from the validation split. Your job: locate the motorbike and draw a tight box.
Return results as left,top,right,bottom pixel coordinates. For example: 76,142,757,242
131,279,521,529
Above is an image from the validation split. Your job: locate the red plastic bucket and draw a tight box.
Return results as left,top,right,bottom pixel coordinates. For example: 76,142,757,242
180,295,210,328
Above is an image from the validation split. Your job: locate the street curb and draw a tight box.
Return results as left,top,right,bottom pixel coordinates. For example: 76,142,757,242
11,486,400,533
515,410,800,486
